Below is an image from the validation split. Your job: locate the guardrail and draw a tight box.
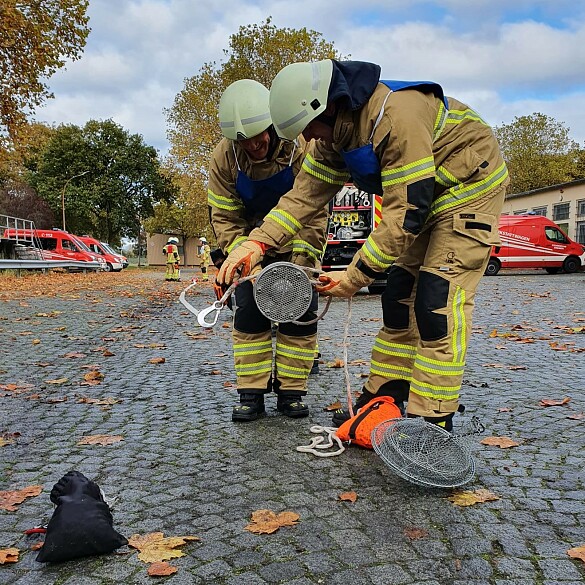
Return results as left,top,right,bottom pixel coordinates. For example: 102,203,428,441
0,259,102,271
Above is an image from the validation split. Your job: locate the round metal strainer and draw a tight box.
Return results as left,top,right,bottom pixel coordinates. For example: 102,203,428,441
253,262,314,323
371,417,476,488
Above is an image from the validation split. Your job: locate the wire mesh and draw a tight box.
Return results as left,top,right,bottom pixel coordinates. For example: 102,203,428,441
371,417,476,488
253,262,314,323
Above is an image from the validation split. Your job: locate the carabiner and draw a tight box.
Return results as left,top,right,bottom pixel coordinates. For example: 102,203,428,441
197,301,224,328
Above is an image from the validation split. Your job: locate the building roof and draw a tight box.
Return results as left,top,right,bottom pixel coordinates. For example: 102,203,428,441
506,177,585,200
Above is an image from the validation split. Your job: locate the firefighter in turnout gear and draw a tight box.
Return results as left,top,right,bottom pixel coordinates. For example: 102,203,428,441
163,237,180,281
198,237,211,281
217,60,509,431
209,79,329,422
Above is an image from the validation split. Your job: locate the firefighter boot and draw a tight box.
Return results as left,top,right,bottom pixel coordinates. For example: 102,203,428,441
407,405,466,433
277,392,309,418
310,352,321,375
331,380,409,428
232,391,266,422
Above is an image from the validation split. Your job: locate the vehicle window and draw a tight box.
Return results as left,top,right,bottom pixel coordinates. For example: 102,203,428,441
61,239,75,251
89,244,100,254
545,227,569,243
38,237,57,251
71,236,92,252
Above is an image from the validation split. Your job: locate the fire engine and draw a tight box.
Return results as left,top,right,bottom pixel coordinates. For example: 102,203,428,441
322,184,386,294
485,215,585,275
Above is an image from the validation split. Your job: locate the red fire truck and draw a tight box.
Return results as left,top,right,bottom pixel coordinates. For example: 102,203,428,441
485,215,585,275
322,184,386,293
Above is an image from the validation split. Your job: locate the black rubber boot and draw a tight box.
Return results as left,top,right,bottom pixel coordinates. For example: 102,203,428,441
407,404,465,433
310,356,320,375
232,392,266,422
331,380,410,428
277,392,309,418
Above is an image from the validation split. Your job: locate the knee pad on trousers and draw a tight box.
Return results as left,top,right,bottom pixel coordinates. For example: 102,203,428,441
414,271,449,341
278,290,318,337
381,266,415,329
233,281,271,334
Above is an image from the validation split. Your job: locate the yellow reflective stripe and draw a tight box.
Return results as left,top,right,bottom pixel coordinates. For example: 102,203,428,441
265,209,302,235
207,189,243,211
433,102,448,142
410,379,460,399
302,153,350,185
276,343,314,354
413,360,465,376
429,163,508,217
362,237,396,270
414,353,465,368
276,344,315,361
227,236,248,253
446,108,488,126
452,285,466,362
381,156,434,187
235,360,273,374
276,363,309,378
290,239,321,260
372,339,417,359
233,341,272,357
435,166,459,188
369,359,413,377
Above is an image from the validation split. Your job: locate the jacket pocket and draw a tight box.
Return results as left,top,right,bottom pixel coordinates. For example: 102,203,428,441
440,147,487,184
452,212,500,270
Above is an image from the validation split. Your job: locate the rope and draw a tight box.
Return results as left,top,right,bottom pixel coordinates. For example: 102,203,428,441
343,297,355,418
296,426,346,457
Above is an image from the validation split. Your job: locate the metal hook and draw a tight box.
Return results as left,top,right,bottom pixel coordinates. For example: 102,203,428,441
197,301,224,328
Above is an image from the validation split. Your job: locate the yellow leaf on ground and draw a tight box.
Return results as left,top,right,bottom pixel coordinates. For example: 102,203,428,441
324,401,342,411
76,396,120,406
148,357,166,364
77,435,123,446
480,436,521,449
0,485,43,512
45,377,68,385
148,561,178,576
0,548,19,564
129,532,199,563
338,491,358,502
245,509,300,534
83,371,104,382
326,359,344,368
448,489,500,507
567,545,585,564
0,438,13,447
32,339,40,345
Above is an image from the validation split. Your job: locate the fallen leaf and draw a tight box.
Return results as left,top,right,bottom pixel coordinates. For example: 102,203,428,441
539,397,571,407
76,396,120,406
46,396,67,403
338,491,357,503
63,351,87,358
489,329,498,338
44,377,68,385
0,438,13,447
448,488,500,507
223,381,234,388
480,436,521,449
149,357,166,364
148,561,178,576
222,322,230,328
102,350,115,357
567,545,585,564
245,509,300,534
209,370,222,375
77,435,123,446
0,548,19,564
32,339,40,345
403,527,428,540
30,542,43,551
326,359,344,368
129,532,199,563
567,412,585,420
0,485,43,511
497,407,513,412
324,401,342,411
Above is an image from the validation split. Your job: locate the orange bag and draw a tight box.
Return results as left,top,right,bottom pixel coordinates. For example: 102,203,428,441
335,396,402,449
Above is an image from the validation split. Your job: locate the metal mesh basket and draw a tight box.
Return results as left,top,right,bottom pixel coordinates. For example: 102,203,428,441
253,262,314,323
371,417,476,488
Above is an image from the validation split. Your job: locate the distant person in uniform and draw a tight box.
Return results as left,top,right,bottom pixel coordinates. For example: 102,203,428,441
162,237,180,282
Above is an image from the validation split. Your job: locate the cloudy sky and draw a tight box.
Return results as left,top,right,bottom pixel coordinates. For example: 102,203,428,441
36,0,585,156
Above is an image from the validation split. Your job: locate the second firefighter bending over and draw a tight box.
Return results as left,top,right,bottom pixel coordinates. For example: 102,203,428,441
208,79,328,422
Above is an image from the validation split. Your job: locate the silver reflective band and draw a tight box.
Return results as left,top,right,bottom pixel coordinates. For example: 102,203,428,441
278,109,308,131
312,61,321,91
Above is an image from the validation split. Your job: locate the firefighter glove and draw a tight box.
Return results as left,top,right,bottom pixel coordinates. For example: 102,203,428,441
291,254,318,269
217,240,266,286
315,268,371,298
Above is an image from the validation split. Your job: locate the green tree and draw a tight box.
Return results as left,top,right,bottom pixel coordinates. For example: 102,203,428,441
27,120,176,242
494,113,580,194
165,17,344,238
0,0,90,136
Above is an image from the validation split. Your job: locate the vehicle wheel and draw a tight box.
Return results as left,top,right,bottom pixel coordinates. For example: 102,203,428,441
104,263,113,272
368,284,386,294
484,258,500,276
562,256,580,273
545,267,560,274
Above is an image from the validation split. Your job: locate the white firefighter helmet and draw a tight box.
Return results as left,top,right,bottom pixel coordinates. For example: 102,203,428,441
168,237,179,244
199,237,207,243
218,79,272,141
269,59,333,140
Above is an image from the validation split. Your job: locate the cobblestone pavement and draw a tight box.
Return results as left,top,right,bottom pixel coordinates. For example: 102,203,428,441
0,268,584,585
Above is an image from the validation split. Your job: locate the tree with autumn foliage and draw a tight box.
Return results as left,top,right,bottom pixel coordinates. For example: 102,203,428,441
164,17,344,239
494,113,584,194
0,0,90,137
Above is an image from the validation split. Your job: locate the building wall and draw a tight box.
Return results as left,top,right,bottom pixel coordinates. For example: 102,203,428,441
503,180,585,244
146,234,201,267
